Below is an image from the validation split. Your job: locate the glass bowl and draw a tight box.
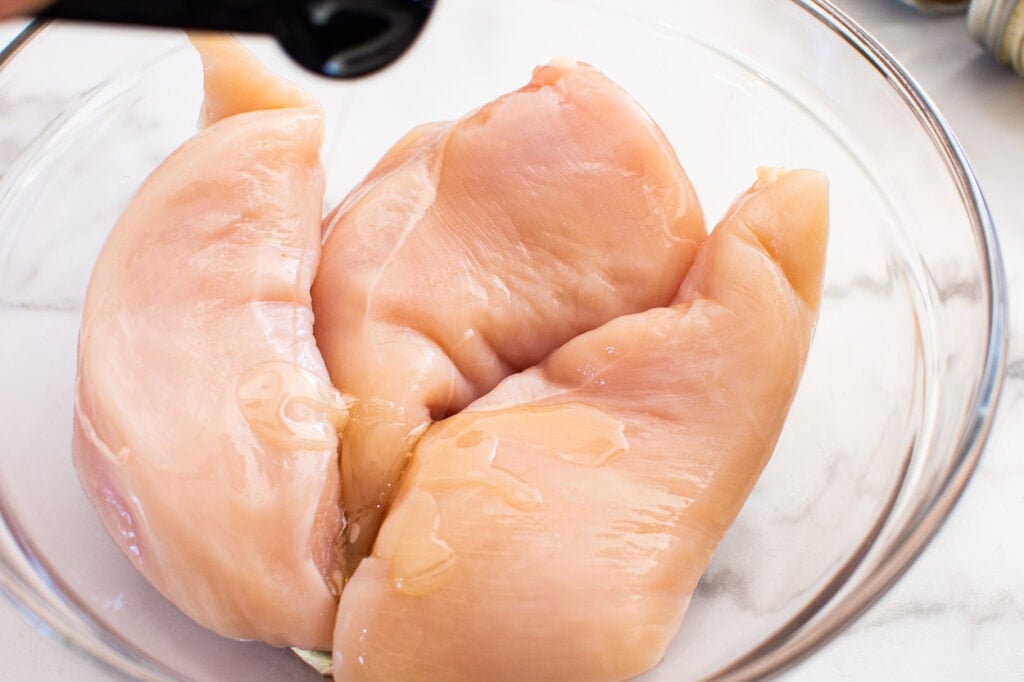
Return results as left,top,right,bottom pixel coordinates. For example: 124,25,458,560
0,0,1006,680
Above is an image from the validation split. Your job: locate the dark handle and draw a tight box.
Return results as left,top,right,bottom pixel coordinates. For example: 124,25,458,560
38,0,279,34
37,0,436,79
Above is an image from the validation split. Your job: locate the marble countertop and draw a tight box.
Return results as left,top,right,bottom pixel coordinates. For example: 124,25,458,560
1,1,1022,679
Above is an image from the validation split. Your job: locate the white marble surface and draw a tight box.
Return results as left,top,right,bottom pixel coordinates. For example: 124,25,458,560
1,1,1023,679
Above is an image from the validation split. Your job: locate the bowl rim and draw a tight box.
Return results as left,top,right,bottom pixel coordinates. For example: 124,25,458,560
0,1,1009,679
714,1,1007,678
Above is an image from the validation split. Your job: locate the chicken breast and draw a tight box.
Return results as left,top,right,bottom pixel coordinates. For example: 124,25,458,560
331,168,829,680
72,36,344,649
312,59,707,572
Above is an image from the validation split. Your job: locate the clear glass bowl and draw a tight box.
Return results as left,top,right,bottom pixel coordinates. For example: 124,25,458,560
0,1,1006,680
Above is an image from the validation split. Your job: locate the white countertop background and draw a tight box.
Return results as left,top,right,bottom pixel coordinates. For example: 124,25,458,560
1,1,1023,679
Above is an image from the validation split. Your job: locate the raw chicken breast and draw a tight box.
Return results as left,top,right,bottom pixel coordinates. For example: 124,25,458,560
312,59,706,572
332,168,828,680
72,36,344,649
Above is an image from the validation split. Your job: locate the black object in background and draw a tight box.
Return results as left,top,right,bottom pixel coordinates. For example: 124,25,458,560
37,0,436,78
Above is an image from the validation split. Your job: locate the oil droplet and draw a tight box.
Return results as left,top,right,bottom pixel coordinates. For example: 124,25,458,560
454,430,484,449
237,360,350,450
419,432,542,512
328,569,344,597
375,489,455,596
517,403,629,468
414,404,627,511
447,403,628,469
